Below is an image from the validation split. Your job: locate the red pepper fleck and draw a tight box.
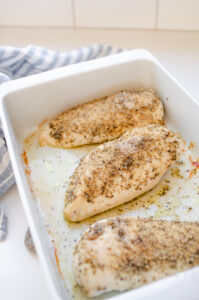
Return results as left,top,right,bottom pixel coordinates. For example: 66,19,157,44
189,155,199,168
54,246,64,279
189,155,199,179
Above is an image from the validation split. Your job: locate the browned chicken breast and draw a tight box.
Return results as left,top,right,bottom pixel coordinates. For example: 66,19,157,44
39,88,164,148
64,125,184,222
73,217,199,297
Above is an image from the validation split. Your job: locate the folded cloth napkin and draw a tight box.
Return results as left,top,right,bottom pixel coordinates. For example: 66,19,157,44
0,44,123,241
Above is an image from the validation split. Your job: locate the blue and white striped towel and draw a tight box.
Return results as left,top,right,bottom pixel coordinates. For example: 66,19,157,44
0,44,123,240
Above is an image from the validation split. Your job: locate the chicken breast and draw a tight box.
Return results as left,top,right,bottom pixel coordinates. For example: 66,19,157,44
64,124,184,221
73,217,199,297
39,88,164,148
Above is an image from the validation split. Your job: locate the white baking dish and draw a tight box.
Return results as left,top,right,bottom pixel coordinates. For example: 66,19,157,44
1,49,199,300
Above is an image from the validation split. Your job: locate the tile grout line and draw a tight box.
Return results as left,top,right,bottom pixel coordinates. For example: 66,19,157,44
155,0,160,30
71,0,76,27
0,25,199,33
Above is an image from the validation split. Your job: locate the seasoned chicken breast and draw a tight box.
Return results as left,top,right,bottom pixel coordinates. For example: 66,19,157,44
39,89,164,148
73,217,199,297
64,125,184,221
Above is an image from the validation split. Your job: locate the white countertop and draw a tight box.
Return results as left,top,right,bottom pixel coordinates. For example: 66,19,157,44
0,27,199,300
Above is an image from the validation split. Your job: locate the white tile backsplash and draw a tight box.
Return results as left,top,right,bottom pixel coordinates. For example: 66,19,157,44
73,0,157,29
0,0,199,31
0,0,74,27
158,0,199,31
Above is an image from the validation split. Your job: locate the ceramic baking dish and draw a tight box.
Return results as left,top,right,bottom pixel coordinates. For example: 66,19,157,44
1,49,199,300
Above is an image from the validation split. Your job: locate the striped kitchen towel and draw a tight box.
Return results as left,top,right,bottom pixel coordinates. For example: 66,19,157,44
0,205,7,240
0,44,123,240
